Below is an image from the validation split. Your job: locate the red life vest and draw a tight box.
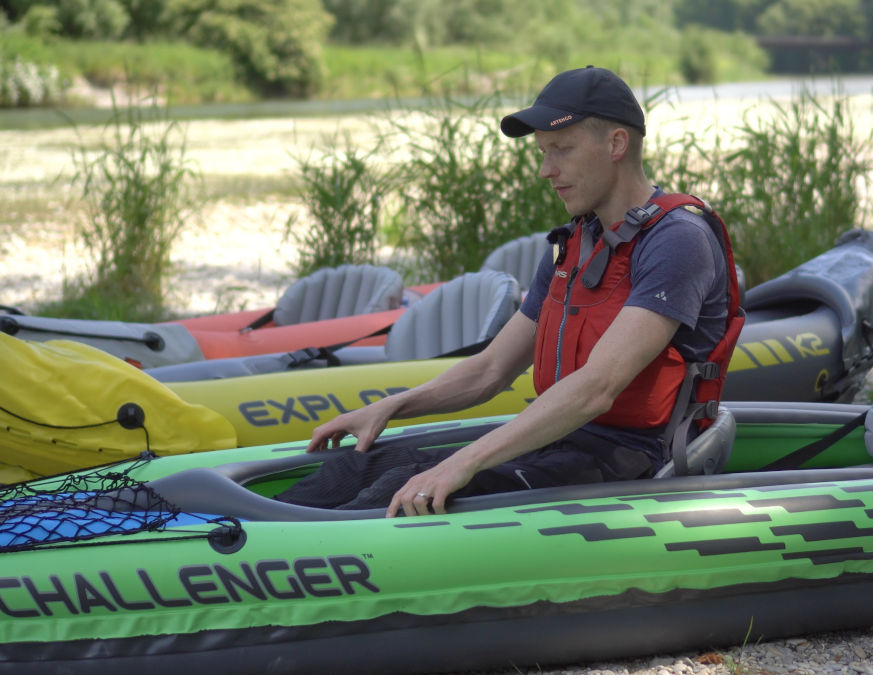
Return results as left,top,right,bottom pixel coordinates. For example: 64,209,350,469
532,193,745,430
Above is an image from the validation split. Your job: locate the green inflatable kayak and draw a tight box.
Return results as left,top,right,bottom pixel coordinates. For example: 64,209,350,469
1,400,873,674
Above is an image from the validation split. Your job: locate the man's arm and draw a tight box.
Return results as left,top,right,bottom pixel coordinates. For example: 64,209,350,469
306,310,538,453
387,305,680,516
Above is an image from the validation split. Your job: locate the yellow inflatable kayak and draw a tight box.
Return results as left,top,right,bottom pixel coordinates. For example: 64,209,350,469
168,359,535,447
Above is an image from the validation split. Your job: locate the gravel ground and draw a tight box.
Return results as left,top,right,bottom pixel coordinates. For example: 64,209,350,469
3,86,873,674
457,629,873,674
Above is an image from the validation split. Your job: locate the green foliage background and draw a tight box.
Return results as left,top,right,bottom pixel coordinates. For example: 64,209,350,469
2,0,872,109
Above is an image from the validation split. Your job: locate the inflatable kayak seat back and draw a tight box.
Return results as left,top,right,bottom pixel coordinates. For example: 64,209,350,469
735,263,746,307
385,271,521,361
273,265,404,325
862,408,873,458
481,232,551,290
655,405,736,478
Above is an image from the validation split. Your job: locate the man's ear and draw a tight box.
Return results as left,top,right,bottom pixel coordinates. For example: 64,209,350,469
608,127,630,161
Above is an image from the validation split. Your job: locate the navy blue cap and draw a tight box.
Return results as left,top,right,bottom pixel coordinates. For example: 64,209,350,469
501,66,645,137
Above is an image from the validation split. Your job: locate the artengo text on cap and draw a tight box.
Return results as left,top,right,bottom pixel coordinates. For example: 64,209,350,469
550,115,573,127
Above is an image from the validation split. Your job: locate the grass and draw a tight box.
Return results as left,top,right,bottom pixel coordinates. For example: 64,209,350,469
280,88,871,290
319,28,769,102
1,21,772,112
39,39,255,105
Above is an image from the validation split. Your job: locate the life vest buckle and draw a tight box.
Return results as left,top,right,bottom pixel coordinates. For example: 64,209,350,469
691,400,720,420
625,203,662,228
699,361,720,380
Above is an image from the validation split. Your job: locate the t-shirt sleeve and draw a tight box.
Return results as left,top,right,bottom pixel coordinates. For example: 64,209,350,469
519,248,555,321
626,212,720,330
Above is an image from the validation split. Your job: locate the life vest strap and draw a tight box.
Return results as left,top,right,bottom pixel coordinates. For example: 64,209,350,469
239,308,275,333
583,203,664,289
663,360,720,475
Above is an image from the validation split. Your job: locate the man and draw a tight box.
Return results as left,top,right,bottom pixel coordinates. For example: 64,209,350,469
280,66,742,517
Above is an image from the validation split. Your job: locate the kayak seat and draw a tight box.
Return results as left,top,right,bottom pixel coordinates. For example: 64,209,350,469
735,263,746,308
864,408,873,458
481,232,550,290
383,271,521,361
655,406,736,478
273,265,404,325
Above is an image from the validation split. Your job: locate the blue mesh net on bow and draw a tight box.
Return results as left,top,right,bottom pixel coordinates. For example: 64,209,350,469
0,458,186,552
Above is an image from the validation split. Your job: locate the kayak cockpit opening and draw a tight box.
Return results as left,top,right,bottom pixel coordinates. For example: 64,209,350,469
139,402,873,523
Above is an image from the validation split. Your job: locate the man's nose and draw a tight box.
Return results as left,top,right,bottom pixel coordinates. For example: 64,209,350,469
539,157,557,179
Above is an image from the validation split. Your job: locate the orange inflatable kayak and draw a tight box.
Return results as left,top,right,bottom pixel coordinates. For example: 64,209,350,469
178,307,402,359
0,267,440,368
168,282,439,359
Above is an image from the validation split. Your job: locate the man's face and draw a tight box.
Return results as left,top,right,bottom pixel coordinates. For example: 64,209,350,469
534,121,614,217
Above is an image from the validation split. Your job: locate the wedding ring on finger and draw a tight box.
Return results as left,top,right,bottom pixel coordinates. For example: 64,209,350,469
415,492,429,499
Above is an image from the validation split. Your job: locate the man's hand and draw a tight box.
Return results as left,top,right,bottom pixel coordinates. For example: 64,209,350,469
385,453,476,517
307,405,392,453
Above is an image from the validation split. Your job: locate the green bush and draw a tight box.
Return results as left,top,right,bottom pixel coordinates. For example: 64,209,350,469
118,0,165,41
0,24,68,106
3,0,129,39
21,4,60,38
323,0,587,49
164,0,333,97
56,0,128,39
321,0,401,44
679,25,718,83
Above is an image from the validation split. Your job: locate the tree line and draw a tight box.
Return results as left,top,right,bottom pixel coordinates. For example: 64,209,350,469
1,0,871,106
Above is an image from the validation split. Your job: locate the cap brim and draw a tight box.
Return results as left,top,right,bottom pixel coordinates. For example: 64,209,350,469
500,104,584,137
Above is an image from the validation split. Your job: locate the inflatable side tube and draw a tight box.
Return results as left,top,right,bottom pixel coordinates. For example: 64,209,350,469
143,456,873,523
0,315,204,367
726,400,868,424
147,351,317,382
723,304,844,401
147,346,393,382
744,230,873,378
6,573,873,675
744,274,855,343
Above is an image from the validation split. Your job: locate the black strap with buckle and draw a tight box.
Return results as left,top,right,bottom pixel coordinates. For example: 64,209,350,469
582,203,663,289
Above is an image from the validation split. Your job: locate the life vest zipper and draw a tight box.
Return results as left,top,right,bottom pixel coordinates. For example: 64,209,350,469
554,222,596,384
554,265,579,384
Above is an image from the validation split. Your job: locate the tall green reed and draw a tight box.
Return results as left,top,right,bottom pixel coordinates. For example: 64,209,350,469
647,89,871,287
293,89,870,289
287,136,394,278
62,94,198,321
717,91,869,286
386,96,565,281
287,96,566,283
